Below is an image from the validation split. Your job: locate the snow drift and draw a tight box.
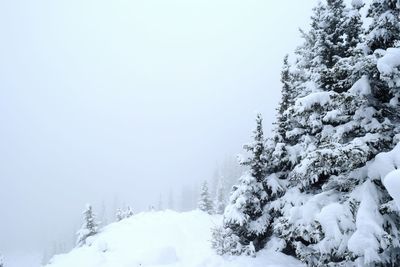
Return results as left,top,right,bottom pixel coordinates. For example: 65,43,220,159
45,210,302,267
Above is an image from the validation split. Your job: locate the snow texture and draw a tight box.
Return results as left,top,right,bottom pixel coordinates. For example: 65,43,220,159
384,170,400,210
377,48,400,88
45,210,302,267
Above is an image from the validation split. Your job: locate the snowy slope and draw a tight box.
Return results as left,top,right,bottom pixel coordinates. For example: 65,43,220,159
45,210,302,267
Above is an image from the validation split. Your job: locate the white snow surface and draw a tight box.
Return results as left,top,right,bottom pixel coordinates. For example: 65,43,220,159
45,210,302,267
348,75,371,96
377,48,400,75
294,91,333,112
377,47,400,88
383,170,400,210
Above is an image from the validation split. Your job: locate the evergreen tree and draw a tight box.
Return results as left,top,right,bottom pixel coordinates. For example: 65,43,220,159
366,0,400,52
213,114,270,255
116,208,124,221
116,206,134,221
0,253,4,267
198,181,213,214
157,194,163,211
168,190,174,210
275,55,295,144
269,0,400,265
365,0,400,108
210,0,400,265
76,204,99,247
214,176,226,214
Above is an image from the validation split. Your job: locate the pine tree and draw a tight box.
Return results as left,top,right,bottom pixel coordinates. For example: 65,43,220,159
269,0,400,265
76,204,99,247
214,176,226,214
198,181,214,214
270,56,297,177
366,0,400,52
275,55,294,144
0,253,4,267
116,208,124,221
157,194,163,211
213,114,270,255
125,206,134,218
168,190,174,210
116,206,134,221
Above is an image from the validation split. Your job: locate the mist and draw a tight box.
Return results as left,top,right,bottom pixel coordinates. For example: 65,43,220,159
0,0,318,260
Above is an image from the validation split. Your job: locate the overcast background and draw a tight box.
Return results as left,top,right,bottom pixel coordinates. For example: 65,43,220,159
0,0,319,262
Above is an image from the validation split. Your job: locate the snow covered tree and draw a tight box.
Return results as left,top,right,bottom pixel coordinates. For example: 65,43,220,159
157,194,163,211
214,176,226,214
116,206,134,221
366,0,400,53
198,181,213,214
0,253,4,267
116,208,124,221
213,114,270,255
241,114,268,180
212,0,400,264
168,190,175,210
268,0,400,265
275,55,295,144
310,0,364,92
76,204,99,247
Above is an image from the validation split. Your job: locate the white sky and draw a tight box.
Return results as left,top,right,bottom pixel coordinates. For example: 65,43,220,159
0,0,319,253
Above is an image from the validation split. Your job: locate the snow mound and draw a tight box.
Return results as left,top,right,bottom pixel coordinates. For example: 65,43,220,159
45,210,302,267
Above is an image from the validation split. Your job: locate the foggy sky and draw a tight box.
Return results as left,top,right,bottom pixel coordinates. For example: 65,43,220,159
0,0,318,254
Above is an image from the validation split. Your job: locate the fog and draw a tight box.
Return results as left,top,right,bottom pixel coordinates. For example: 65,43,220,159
0,0,317,258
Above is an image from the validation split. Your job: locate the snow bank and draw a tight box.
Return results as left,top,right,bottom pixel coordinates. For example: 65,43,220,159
46,210,302,267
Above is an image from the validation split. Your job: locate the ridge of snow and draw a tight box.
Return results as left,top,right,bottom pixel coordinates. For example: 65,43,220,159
45,210,302,267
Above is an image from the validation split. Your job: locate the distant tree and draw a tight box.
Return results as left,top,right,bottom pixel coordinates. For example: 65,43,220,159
116,208,124,221
214,176,226,214
76,204,99,247
198,181,214,214
125,206,134,218
116,206,134,221
168,190,174,210
0,253,4,267
157,194,163,211
99,201,108,226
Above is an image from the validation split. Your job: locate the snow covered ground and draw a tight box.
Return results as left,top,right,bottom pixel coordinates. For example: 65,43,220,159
45,210,302,267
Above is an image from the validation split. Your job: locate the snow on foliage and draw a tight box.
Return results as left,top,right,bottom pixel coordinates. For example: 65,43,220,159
347,181,386,265
213,0,400,265
76,204,99,247
384,170,400,210
294,91,333,112
377,47,400,89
